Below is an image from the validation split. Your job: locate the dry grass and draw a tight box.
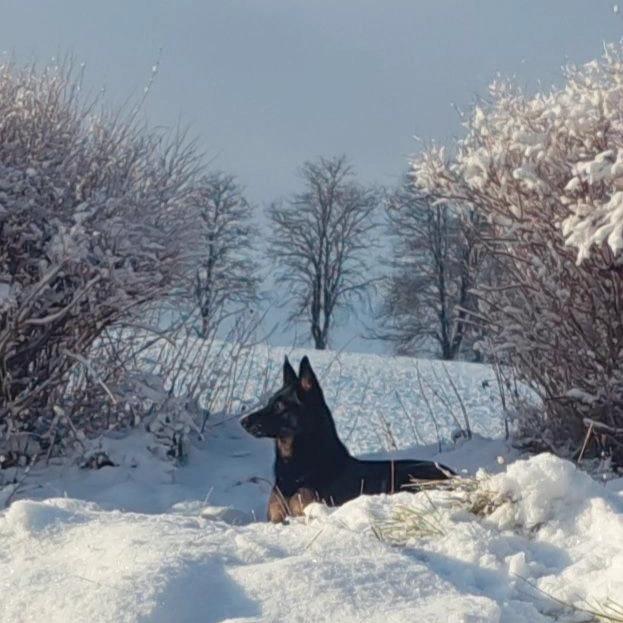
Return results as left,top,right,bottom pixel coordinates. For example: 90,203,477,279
372,474,622,622
517,575,623,623
371,473,506,544
406,474,509,518
372,501,446,543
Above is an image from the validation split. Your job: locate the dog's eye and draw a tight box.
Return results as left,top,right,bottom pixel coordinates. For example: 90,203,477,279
275,400,286,412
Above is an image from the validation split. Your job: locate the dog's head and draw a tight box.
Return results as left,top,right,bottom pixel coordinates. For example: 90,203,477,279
240,355,324,439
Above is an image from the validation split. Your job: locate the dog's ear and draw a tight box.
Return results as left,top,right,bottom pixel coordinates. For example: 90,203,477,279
298,356,320,395
283,356,297,386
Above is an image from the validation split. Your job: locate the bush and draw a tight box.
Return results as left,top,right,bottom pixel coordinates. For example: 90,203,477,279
412,45,623,460
0,62,198,466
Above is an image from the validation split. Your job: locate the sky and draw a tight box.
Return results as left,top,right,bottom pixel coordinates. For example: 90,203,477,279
0,0,621,351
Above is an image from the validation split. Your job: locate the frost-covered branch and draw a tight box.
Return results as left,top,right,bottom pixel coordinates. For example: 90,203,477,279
411,45,623,459
0,61,198,465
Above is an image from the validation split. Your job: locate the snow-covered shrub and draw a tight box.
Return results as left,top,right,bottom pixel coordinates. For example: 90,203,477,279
55,302,267,465
73,309,267,463
0,62,198,465
412,45,623,459
112,371,205,463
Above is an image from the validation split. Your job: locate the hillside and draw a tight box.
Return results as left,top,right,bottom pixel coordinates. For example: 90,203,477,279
0,346,622,622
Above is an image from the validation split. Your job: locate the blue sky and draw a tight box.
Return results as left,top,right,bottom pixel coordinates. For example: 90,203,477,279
1,0,621,351
2,1,620,203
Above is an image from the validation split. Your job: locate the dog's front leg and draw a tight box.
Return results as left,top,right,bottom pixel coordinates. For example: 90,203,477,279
287,487,319,517
267,487,319,522
267,487,290,523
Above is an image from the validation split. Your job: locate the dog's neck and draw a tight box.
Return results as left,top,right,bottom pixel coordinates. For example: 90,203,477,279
274,401,350,495
276,436,295,459
275,426,347,463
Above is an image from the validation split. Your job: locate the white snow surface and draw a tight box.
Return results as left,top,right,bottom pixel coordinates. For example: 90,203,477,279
1,346,622,622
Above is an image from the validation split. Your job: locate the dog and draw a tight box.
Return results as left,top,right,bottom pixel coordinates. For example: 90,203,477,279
240,356,454,523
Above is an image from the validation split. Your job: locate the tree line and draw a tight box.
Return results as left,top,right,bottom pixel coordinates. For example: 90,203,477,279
0,62,480,469
188,155,485,358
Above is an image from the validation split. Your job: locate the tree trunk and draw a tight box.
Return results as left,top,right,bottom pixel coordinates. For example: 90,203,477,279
199,315,209,339
312,333,326,350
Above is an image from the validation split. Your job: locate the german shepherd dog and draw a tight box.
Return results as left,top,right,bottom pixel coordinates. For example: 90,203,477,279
240,356,454,523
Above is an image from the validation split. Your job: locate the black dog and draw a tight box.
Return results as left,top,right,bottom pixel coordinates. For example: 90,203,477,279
241,356,453,522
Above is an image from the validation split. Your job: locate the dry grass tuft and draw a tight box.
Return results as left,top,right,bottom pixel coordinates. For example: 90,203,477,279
372,472,511,545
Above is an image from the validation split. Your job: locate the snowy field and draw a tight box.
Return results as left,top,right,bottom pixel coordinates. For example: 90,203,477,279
1,346,622,622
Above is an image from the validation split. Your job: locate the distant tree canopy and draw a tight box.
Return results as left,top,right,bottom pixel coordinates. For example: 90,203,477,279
186,172,257,339
268,156,379,350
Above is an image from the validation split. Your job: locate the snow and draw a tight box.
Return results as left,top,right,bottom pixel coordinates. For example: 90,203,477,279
0,346,622,622
154,343,514,452
413,45,623,265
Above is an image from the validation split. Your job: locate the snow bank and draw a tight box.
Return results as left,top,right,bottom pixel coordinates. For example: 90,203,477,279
0,347,619,621
0,497,498,623
1,453,621,622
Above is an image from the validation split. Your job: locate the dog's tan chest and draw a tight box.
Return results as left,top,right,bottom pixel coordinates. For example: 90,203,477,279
276,436,295,459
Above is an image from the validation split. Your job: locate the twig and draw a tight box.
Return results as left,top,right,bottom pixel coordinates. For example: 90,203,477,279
62,350,117,405
428,365,466,434
577,419,594,464
376,411,398,451
304,527,326,550
583,418,623,436
490,342,510,440
415,361,443,452
442,362,472,439
394,390,424,446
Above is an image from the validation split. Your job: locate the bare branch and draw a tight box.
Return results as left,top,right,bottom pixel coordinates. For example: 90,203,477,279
267,155,379,349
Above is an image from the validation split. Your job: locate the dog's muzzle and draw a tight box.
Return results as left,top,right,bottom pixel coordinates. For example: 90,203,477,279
240,413,262,436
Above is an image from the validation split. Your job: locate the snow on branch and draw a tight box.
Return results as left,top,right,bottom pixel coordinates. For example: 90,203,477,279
0,61,199,465
410,45,623,461
414,45,623,264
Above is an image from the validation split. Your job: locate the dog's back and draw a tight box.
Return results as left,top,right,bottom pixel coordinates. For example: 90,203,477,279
325,457,451,505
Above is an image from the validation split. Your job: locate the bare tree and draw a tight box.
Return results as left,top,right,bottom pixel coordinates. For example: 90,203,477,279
187,172,258,339
378,178,485,360
268,156,378,350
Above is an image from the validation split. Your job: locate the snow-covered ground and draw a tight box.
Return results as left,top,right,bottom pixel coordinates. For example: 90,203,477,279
1,346,622,622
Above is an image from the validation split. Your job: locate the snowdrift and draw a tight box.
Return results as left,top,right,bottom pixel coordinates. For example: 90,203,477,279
1,452,621,623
